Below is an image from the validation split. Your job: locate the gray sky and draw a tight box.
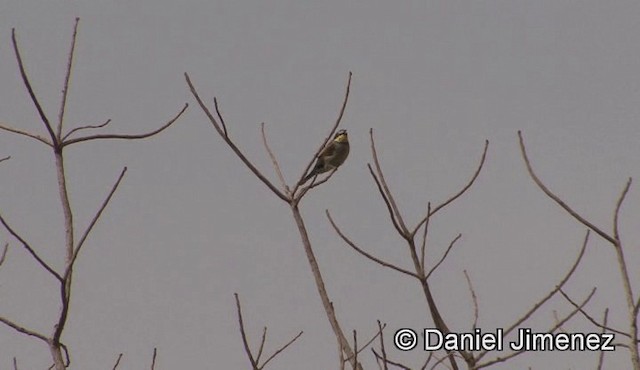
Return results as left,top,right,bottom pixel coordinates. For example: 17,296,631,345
1,1,639,368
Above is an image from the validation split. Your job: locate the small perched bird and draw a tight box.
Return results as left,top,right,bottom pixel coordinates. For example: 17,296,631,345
301,129,350,184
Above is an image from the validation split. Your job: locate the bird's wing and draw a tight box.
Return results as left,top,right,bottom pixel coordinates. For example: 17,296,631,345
318,141,336,158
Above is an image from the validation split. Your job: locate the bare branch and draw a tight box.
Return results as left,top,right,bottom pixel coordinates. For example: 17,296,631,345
376,320,388,370
367,164,405,237
0,316,49,343
0,123,52,146
476,288,596,369
425,234,461,280
0,243,8,267
256,327,267,364
63,103,188,146
597,309,609,370
369,128,409,235
111,353,123,370
261,330,304,369
420,203,431,273
327,210,419,279
235,293,259,369
13,357,17,370
11,29,56,144
518,131,615,244
62,119,111,141
185,73,289,202
65,167,127,280
213,97,229,138
0,156,10,163
559,289,630,338
413,140,488,235
372,349,412,370
476,230,590,362
0,213,62,282
345,323,386,364
613,178,631,244
261,122,289,194
150,348,157,370
294,72,352,192
463,270,479,331
57,18,80,139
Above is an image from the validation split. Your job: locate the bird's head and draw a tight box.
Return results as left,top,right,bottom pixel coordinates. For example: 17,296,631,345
334,129,348,143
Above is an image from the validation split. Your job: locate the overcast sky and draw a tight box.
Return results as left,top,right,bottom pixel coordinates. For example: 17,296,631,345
1,1,639,369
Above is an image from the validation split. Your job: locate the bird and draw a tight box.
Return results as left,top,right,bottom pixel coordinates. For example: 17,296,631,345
301,129,350,184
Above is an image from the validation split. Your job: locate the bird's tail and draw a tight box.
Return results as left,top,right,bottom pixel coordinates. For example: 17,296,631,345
300,171,316,185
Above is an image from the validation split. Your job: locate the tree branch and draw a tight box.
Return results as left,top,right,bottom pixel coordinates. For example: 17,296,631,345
518,131,615,244
476,230,590,362
0,213,62,282
185,73,289,202
463,270,479,331
11,28,56,145
65,167,127,280
0,316,49,343
57,18,80,139
62,103,188,146
425,234,461,280
327,210,419,279
62,119,111,141
261,122,289,194
413,140,489,235
0,124,52,146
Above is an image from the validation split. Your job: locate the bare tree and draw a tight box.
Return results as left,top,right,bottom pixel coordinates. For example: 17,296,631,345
0,19,187,369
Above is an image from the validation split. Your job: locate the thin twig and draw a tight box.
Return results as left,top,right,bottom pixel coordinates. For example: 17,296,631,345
213,97,229,138
0,213,62,281
463,270,479,331
425,234,461,280
256,327,267,364
150,348,157,370
63,103,188,146
0,243,8,267
0,124,52,146
11,29,56,144
0,155,10,163
367,164,405,237
559,289,629,338
518,131,615,244
413,140,489,235
235,293,259,369
261,122,289,194
0,316,49,342
185,73,289,202
420,203,431,272
476,230,590,363
613,178,631,244
62,119,111,141
327,210,419,279
111,353,123,370
65,167,127,280
376,320,388,370
13,357,18,370
345,323,386,362
371,349,412,370
476,288,596,369
597,309,609,370
369,128,408,235
57,18,80,139
261,330,304,369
